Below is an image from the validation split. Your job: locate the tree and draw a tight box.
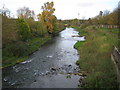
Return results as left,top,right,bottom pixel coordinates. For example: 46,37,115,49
37,14,48,36
40,2,55,34
71,18,79,26
25,17,38,36
107,12,116,25
0,5,10,17
52,15,59,35
99,11,103,16
17,19,31,41
2,16,18,46
103,10,110,16
17,7,35,19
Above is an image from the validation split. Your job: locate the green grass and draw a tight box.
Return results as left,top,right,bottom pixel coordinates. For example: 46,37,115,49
74,26,118,88
74,41,85,49
2,56,28,69
73,26,87,36
2,37,51,68
28,37,51,53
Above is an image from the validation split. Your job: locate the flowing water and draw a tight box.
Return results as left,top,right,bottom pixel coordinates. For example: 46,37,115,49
2,28,85,88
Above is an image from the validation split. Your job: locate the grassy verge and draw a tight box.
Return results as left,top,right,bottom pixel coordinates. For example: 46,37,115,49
74,41,85,49
2,37,51,68
74,26,119,88
28,37,51,53
73,26,87,36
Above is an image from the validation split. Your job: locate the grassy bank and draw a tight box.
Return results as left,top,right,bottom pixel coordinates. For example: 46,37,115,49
2,37,51,68
74,26,118,88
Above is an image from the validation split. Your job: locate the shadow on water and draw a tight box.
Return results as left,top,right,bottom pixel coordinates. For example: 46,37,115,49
2,27,85,88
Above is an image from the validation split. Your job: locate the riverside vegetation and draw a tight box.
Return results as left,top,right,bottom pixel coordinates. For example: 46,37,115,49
2,2,65,68
73,6,120,88
74,26,119,88
74,8,120,90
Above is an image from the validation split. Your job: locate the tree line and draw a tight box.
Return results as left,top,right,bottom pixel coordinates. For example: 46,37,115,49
1,2,65,65
79,8,120,29
2,2,65,46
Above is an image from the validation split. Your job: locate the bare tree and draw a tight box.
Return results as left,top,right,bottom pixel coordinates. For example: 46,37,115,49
17,7,35,19
103,10,110,16
0,5,10,17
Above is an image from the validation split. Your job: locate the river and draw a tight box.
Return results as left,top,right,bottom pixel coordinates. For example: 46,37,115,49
2,27,85,88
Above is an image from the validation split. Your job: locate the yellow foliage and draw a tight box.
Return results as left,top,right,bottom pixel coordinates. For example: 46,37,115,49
38,2,55,33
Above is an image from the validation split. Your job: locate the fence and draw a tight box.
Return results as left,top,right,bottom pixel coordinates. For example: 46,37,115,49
97,25,118,29
112,46,120,89
113,46,120,66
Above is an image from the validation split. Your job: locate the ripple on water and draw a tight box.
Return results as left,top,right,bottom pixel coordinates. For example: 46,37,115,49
46,55,53,58
21,59,32,64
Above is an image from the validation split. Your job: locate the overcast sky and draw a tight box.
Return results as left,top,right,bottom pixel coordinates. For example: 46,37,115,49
0,0,119,20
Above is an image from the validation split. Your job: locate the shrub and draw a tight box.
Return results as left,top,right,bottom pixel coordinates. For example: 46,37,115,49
52,15,59,36
3,41,30,57
17,19,31,41
36,21,48,36
2,16,19,46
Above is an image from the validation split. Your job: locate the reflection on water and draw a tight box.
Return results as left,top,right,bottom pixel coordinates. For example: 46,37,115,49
2,28,85,88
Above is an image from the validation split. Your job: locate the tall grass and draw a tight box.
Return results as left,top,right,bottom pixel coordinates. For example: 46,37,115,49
74,26,118,88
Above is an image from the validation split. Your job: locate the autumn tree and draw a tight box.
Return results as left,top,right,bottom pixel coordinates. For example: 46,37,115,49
38,2,55,34
107,10,118,26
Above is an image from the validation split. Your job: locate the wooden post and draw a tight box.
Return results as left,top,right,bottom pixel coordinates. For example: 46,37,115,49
112,46,120,89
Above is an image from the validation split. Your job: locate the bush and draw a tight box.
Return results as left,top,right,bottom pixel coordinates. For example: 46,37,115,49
36,21,48,36
2,16,19,46
80,23,89,29
17,19,31,41
25,18,38,36
3,41,30,57
52,15,59,36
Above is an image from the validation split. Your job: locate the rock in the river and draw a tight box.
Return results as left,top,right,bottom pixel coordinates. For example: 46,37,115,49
50,67,56,71
45,71,50,75
68,64,72,67
43,61,46,62
4,77,8,82
34,80,37,82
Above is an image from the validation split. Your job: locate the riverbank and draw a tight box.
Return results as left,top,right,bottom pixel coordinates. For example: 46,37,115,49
74,26,119,88
2,37,51,68
2,15,65,69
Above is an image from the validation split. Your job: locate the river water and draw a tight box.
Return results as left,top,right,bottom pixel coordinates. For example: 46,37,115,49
2,28,85,88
